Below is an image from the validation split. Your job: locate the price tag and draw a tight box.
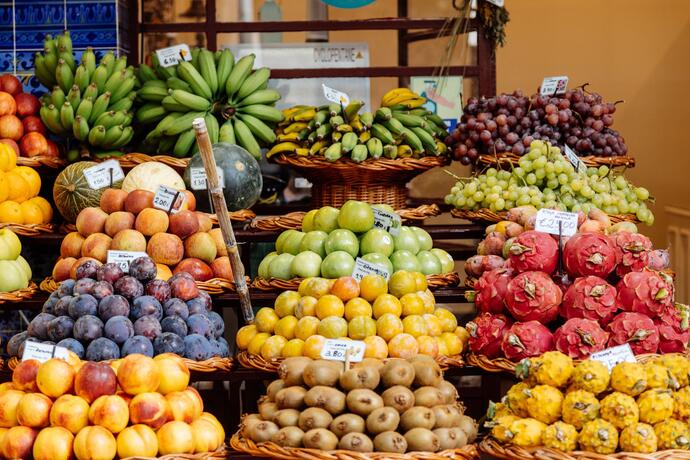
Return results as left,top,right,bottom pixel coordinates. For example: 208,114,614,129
155,44,192,68
294,178,312,189
153,185,185,214
540,76,569,96
107,250,148,272
351,257,390,281
322,84,350,106
372,207,402,236
535,209,578,237
564,145,586,173
590,344,636,371
22,342,70,363
189,167,225,191
484,0,505,6
83,160,125,190
320,339,365,363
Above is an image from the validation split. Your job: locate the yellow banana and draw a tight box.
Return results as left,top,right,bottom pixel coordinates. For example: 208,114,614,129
284,122,309,134
266,142,300,158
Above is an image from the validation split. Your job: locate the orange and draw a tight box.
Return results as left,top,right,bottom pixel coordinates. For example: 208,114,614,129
298,277,331,298
330,276,360,301
0,171,8,202
417,335,439,358
388,270,417,298
19,200,43,224
434,308,458,332
247,332,270,356
235,325,257,350
274,316,298,339
5,171,29,203
255,307,279,333
412,271,428,291
13,166,40,198
363,336,388,359
274,291,301,318
375,313,403,341
441,332,463,355
0,200,22,223
28,197,52,223
436,337,449,356
418,289,436,313
295,296,317,318
359,274,387,302
315,294,344,319
294,316,320,341
423,314,443,337
400,293,425,316
372,294,402,318
303,335,326,359
388,333,419,359
344,297,372,321
260,335,287,360
317,316,348,339
281,339,305,357
347,316,376,340
454,326,470,348
0,144,16,171
402,315,428,337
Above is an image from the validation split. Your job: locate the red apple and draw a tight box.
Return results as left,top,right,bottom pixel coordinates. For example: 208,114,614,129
21,115,45,135
173,258,213,281
45,139,60,157
19,132,48,157
0,75,22,96
14,93,39,117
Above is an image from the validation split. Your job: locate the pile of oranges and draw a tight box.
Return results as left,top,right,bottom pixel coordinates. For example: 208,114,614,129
0,143,52,225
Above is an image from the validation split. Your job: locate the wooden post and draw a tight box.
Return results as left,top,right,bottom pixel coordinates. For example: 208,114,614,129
192,118,254,323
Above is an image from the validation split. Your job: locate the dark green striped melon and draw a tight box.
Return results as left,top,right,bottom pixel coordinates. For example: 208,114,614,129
53,161,123,222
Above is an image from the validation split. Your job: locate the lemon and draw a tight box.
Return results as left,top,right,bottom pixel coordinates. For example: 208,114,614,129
281,338,305,357
274,291,301,318
295,316,320,341
347,316,376,340
402,315,428,337
235,325,258,350
255,308,279,333
434,308,458,332
344,297,372,321
247,332,271,356
375,313,403,341
274,315,298,340
317,316,348,339
315,294,345,319
372,294,402,318
260,335,287,360
441,332,463,355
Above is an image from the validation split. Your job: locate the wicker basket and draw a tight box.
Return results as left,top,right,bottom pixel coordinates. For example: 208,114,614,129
251,272,460,291
0,223,57,236
476,152,636,169
207,209,256,224
7,355,232,373
17,155,67,169
94,153,191,173
121,446,227,460
0,282,38,304
40,276,243,295
451,208,640,225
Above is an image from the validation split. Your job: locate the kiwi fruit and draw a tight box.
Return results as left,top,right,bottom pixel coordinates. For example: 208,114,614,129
248,420,279,443
404,427,440,453
457,414,478,442
278,357,312,386
355,358,385,372
258,401,279,421
366,406,400,435
298,407,333,431
346,388,384,416
339,366,380,391
380,359,415,388
330,413,366,438
271,426,305,447
409,354,436,364
304,386,346,415
436,380,458,404
413,386,445,408
303,428,339,450
303,360,342,387
373,431,407,453
431,405,456,428
273,408,300,427
382,385,415,413
412,359,443,387
435,427,468,450
448,404,464,425
242,414,264,437
339,432,374,452
275,386,308,410
400,406,436,431
266,379,285,401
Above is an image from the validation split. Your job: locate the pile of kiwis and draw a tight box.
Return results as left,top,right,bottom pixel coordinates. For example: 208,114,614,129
241,356,478,454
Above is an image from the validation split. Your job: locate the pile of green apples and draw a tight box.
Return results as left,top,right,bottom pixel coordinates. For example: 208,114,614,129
0,228,32,292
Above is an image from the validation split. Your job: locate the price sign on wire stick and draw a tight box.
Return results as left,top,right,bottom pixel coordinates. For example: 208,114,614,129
564,145,586,174
322,84,350,106
107,250,148,272
535,209,579,237
22,342,71,363
189,167,225,190
321,339,365,363
351,257,391,281
590,344,636,371
83,160,124,190
153,185,185,214
372,207,402,236
540,76,569,96
155,44,192,68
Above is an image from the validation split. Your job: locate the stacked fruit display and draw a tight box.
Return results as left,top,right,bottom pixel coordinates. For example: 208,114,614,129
137,47,282,159
35,32,137,157
10,255,228,361
236,273,467,361
0,353,225,459
0,146,53,225
487,351,690,454
239,356,477,453
267,88,448,161
257,201,455,281
0,228,33,292
445,140,654,224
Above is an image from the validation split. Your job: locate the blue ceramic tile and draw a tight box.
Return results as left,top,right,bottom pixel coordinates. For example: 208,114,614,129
13,29,64,48
70,28,118,47
67,2,116,26
0,5,12,26
14,3,65,26
0,52,14,72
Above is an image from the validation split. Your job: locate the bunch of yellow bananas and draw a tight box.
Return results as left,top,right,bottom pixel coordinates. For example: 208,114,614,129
381,87,428,110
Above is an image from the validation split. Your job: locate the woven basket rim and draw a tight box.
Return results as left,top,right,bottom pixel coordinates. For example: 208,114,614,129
0,281,38,303
120,445,228,460
273,153,450,172
0,223,57,236
7,355,232,373
40,276,242,295
251,272,460,291
476,152,636,169
450,208,640,224
16,155,67,168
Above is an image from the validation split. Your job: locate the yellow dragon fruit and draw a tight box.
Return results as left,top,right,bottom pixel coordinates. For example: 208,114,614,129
654,353,690,387
578,419,619,454
561,389,600,430
543,421,578,452
490,415,520,443
525,385,564,424
655,418,690,450
507,418,547,447
620,423,658,453
600,391,639,429
505,382,531,418
571,359,610,394
610,361,647,396
638,389,674,424
534,351,574,387
645,362,678,390
674,386,690,422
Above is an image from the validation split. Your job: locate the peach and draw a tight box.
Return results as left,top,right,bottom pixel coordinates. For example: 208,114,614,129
100,188,128,214
89,394,129,434
50,394,90,434
129,392,171,429
147,232,183,265
115,390,133,406
208,228,227,256
156,263,173,281
117,354,160,395
183,386,204,420
73,426,117,460
12,359,40,392
154,354,190,394
69,257,101,280
1,426,37,459
191,418,223,453
80,232,112,263
109,359,121,376
165,391,198,423
0,382,14,393
33,426,74,460
111,229,146,252
116,424,158,458
60,232,85,258
211,256,233,280
200,412,225,442
104,211,135,237
76,207,108,237
174,257,214,281
135,208,169,236
183,190,196,211
169,210,199,239
36,358,75,398
16,392,52,428
184,232,217,264
196,212,212,232
74,361,117,404
156,421,194,455
0,390,24,427
124,190,154,215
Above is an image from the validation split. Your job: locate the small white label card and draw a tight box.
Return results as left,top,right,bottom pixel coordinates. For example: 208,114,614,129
590,344,636,371
322,83,350,106
153,185,185,214
564,145,586,173
294,177,313,189
351,257,391,282
107,250,149,272
535,208,579,237
540,76,569,96
189,167,225,191
83,159,125,190
320,339,365,362
22,342,71,363
155,44,192,68
372,207,402,236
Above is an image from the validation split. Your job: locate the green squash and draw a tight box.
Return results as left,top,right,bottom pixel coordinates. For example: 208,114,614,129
53,161,123,222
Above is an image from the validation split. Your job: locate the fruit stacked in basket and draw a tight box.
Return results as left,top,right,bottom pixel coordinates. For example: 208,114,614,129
0,147,53,226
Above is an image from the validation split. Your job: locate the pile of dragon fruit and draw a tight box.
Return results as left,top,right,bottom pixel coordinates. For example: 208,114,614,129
466,228,683,361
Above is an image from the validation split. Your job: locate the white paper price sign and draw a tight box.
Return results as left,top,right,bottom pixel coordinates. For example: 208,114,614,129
294,178,313,189
351,257,390,281
155,44,192,68
189,167,225,191
153,185,185,214
540,76,569,96
322,83,350,106
372,207,402,236
107,250,148,272
83,160,125,190
564,145,586,173
320,339,365,363
590,344,636,371
22,342,71,363
535,209,579,237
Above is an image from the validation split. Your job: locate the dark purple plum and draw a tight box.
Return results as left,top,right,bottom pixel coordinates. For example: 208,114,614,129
42,293,60,314
129,256,157,282
68,294,98,319
47,316,75,342
121,335,154,357
86,337,120,361
91,281,114,300
196,290,212,310
186,314,214,339
73,315,104,342
161,316,187,337
183,334,212,361
153,332,185,356
113,276,144,301
145,279,171,303
163,298,189,320
186,298,208,316
206,311,224,339
76,260,101,280
57,279,76,297
97,263,124,284
17,337,39,356
213,338,230,358
169,273,199,301
7,331,27,357
56,338,84,358
98,295,130,322
53,296,72,316
133,315,161,340
104,316,134,345
208,339,223,358
27,313,55,340
74,278,96,295
130,296,163,321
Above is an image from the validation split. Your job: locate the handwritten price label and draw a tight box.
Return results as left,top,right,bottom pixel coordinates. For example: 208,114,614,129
564,145,586,173
153,185,185,214
83,160,124,190
372,207,402,236
535,209,578,237
155,44,192,68
320,339,365,362
590,344,636,371
322,84,350,106
540,76,569,96
189,167,225,191
107,250,148,272
22,342,71,363
351,257,390,281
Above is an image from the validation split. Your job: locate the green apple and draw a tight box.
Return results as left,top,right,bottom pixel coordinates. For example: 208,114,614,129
360,228,395,257
361,252,394,275
417,250,442,275
321,251,355,279
291,251,322,278
314,206,340,233
410,226,433,251
390,250,421,272
302,209,318,232
276,230,297,254
0,260,29,292
0,229,21,261
393,226,420,254
258,252,278,279
282,231,305,255
325,229,359,258
299,231,329,258
372,203,395,214
430,248,455,274
337,200,374,233
268,253,295,280
15,256,31,281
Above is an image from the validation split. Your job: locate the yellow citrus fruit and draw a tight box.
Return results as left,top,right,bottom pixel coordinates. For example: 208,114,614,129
375,313,403,341
13,166,41,197
363,336,388,359
330,276,360,302
441,332,463,355
436,337,449,356
0,172,8,202
260,335,287,360
388,270,418,298
344,297,372,321
413,272,428,291
303,335,326,359
20,200,43,224
281,339,305,357
28,197,52,223
434,308,458,332
5,171,29,203
418,289,436,313
315,294,345,319
295,316,320,341
274,291,301,318
255,307,280,333
295,296,317,318
0,144,16,171
400,293,425,316
454,326,470,348
417,335,439,358
359,274,387,301
298,277,331,298
274,315,298,339
423,314,443,337
317,316,348,339
247,332,271,356
0,201,22,224
348,316,377,340
388,333,419,359
372,294,402,319
235,325,258,350
402,315,428,338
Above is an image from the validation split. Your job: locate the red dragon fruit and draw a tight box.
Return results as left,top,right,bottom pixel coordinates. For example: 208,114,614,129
561,276,618,325
647,249,671,271
554,318,610,359
655,303,690,353
563,232,617,278
607,312,659,354
466,312,512,359
474,268,514,314
508,230,559,274
610,231,652,276
500,321,554,361
505,271,562,323
617,269,674,317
